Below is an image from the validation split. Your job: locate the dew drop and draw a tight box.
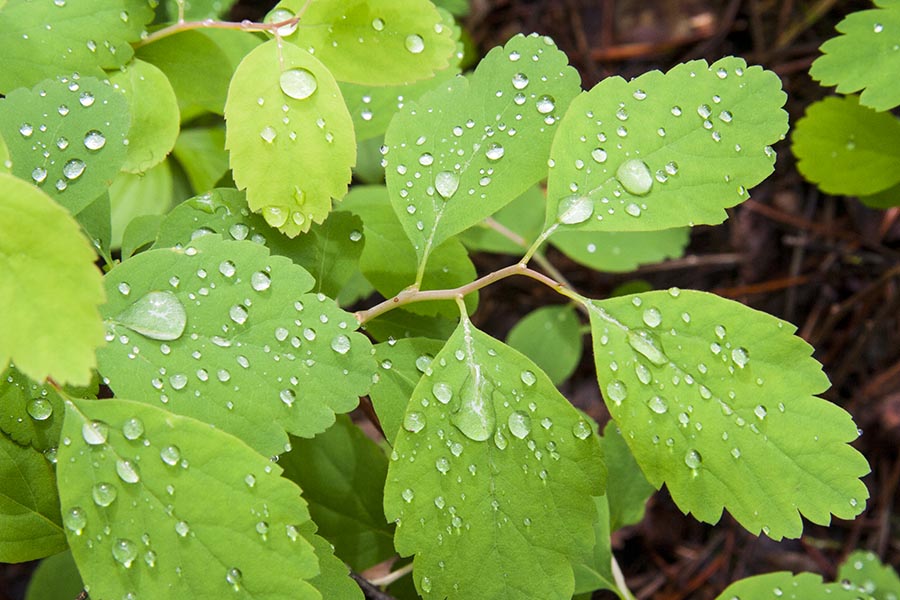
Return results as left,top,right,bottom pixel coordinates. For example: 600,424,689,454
112,538,138,568
31,167,48,184
754,405,768,420
82,420,109,445
404,34,425,53
616,159,653,196
114,291,187,341
535,95,555,114
508,410,532,439
403,411,426,433
175,520,190,537
684,448,702,469
122,417,144,440
160,445,181,466
92,482,118,507
512,72,529,90
280,68,317,100
590,147,607,163
435,171,459,199
572,420,592,440
731,347,749,368
452,377,496,442
606,380,627,405
229,223,249,240
266,8,297,35
435,457,450,474
627,329,668,366
647,395,669,414
642,307,662,328
432,382,453,404
26,398,53,421
371,17,385,31
520,370,536,386
485,143,505,161
115,459,140,483
330,334,351,354
64,507,87,534
280,389,296,406
557,194,593,224
251,271,271,291
62,158,86,180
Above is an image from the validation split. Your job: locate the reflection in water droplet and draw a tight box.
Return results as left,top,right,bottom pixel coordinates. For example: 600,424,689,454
731,347,749,368
557,194,593,224
486,143,505,161
331,334,351,354
251,271,272,291
590,148,607,163
536,95,555,114
572,420,592,439
520,370,536,386
230,304,249,325
160,445,181,466
606,380,627,405
115,290,187,341
64,507,87,534
403,411,426,433
647,395,669,414
62,159,86,180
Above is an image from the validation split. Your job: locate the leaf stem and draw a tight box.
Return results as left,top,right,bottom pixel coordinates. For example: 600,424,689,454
367,562,414,587
134,10,307,48
611,555,636,600
481,217,575,293
521,223,558,265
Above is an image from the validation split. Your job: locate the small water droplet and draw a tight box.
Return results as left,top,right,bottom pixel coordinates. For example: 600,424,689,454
754,405,767,420
404,34,425,53
115,290,187,341
486,143,505,161
572,420,592,439
435,457,450,474
642,307,662,328
64,507,87,534
267,8,297,35
535,95,555,114
432,381,453,404
371,17,385,31
590,147,607,163
175,520,190,537
31,167,48,184
160,445,181,466
112,538,138,568
229,223,249,240
647,395,669,414
401,488,414,503
520,370,536,386
731,347,749,368
874,23,884,33
280,389,296,406
403,411,426,433
421,575,433,593
330,334,351,354
512,72,529,90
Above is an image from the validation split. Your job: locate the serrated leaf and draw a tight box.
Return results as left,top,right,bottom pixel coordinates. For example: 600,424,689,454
552,227,689,272
274,0,455,86
811,3,900,111
385,314,605,599
0,366,65,452
172,124,229,194
839,551,900,599
136,31,232,117
154,189,365,298
0,76,130,214
280,416,394,571
0,0,155,92
341,185,477,318
110,59,180,173
506,304,583,385
572,495,619,597
109,161,174,248
458,185,545,255
384,33,580,269
97,235,374,456
545,57,787,235
714,572,870,600
792,96,900,196
57,398,321,599
860,182,900,209
587,289,869,540
370,337,447,443
0,173,106,385
25,550,83,600
0,432,66,562
225,39,355,237
599,421,654,532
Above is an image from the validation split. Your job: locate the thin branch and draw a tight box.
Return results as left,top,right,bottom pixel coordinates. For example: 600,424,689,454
612,555,636,600
367,562,414,587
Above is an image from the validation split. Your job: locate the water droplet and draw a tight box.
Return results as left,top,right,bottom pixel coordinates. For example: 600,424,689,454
535,95,555,114
642,307,662,327
92,482,118,507
175,520,190,537
267,8,297,35
486,143,505,161
616,159,653,195
572,420,592,440
431,382,453,404
418,152,433,166
401,488,414,503
371,17,385,31
62,158,85,180
452,376,496,442
82,420,109,445
874,23,884,33
590,147,607,163
731,347,749,368
606,380,627,405
330,334,351,354
493,429,508,449
627,329,668,366
520,370,536,386
635,363,652,385
113,538,138,568
435,171,459,199
684,449,702,469
404,34,425,54
421,575,433,593
26,398,53,421
435,457,450,474
403,411,426,433
122,417,144,440
508,410,532,439
160,445,181,466
512,72,529,89
280,68,317,100
64,507,87,534
229,304,249,326
557,194,593,224
647,395,669,414
116,459,140,483
31,167,48,184
114,290,187,342
19,123,33,137
280,389,296,406
754,405,767,420
169,373,188,390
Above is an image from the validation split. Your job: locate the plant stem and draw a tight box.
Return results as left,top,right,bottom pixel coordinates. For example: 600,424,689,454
480,217,575,293
368,562,414,587
611,555,636,600
521,223,557,265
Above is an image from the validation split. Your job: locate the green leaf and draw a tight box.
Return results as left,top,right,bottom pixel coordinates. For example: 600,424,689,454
172,124,229,194
792,96,900,196
599,421,654,532
458,185,545,255
110,59,180,174
0,173,106,386
136,31,232,117
0,75,130,215
552,228,689,273
300,520,364,599
810,3,900,111
587,289,870,540
154,189,366,298
341,185,477,318
0,432,66,562
280,416,395,571
57,398,321,599
370,337,447,443
122,214,165,259
859,182,900,209
385,314,605,599
0,132,10,172
0,0,155,92
274,0,455,85
714,572,869,600
572,496,620,597
363,309,457,344
75,192,112,262
0,365,65,452
383,33,581,269
225,39,355,237
506,304,583,385
163,0,232,20
109,160,174,248
25,550,84,600
839,551,900,599
545,57,787,234
96,235,374,456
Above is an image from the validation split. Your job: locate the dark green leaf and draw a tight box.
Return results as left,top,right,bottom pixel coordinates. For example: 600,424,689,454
506,304,583,385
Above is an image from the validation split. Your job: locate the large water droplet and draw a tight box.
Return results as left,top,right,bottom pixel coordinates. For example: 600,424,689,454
82,420,109,445
403,411,426,433
115,290,187,342
508,410,532,439
536,95,555,114
435,171,459,199
62,158,86,180
486,143,505,161
175,520,190,537
616,159,653,195
116,459,140,483
520,370,536,386
606,379,627,405
280,68,317,100
26,398,53,421
92,482,118,507
404,34,425,53
642,307,662,328
229,304,249,325
557,194,593,224
627,329,668,366
330,334,351,354
371,17,385,31
590,148,607,163
451,375,496,441
113,538,138,568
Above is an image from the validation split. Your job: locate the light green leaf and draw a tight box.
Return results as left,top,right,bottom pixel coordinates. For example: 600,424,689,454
363,310,457,344
714,572,869,600
0,173,106,386
0,432,66,562
587,289,869,540
370,337,447,443
792,96,900,196
154,189,366,298
97,235,374,456
458,185,545,255
545,57,787,234
0,365,65,452
433,0,469,16
0,75,130,215
0,132,9,172
810,3,900,111
136,31,232,117
110,59,180,174
506,304,583,385
552,228,689,272
109,160,174,248
172,124,229,194
225,39,355,237
599,421,654,532
280,416,394,571
25,550,83,600
274,0,455,85
0,0,155,92
572,496,620,597
841,551,900,599
57,398,321,599
341,185,477,318
384,33,581,269
385,314,605,599
163,0,232,20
